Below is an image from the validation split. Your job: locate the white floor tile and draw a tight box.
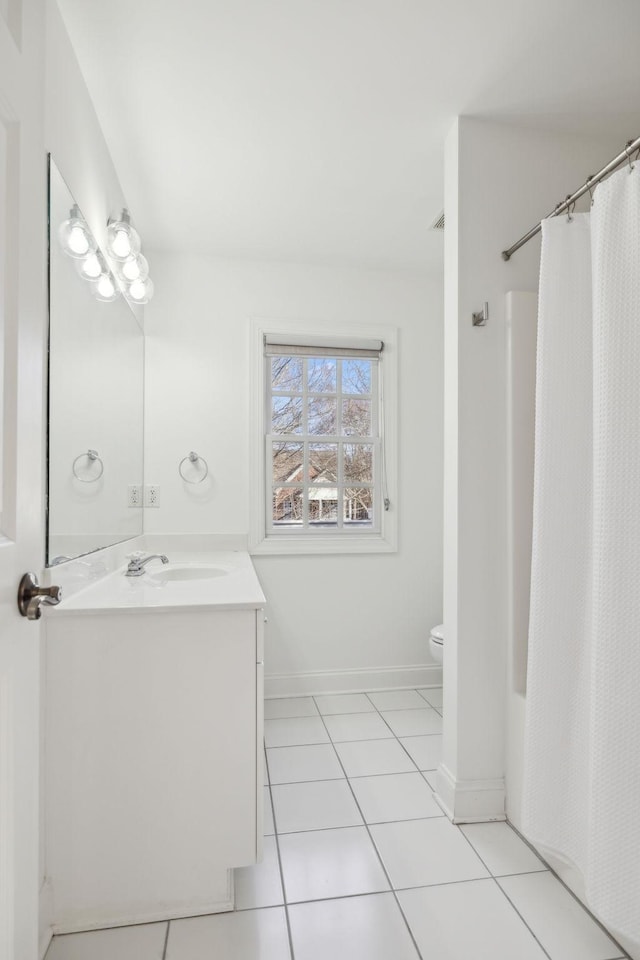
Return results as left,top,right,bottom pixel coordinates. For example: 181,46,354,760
380,708,442,737
264,716,329,748
323,712,393,742
266,744,344,784
398,879,548,960
422,772,436,790
272,778,362,833
264,786,275,835
367,690,428,711
234,835,284,909
46,924,167,960
264,696,319,719
335,738,416,777
288,892,419,960
418,687,443,712
350,772,444,824
499,872,625,960
166,908,290,960
279,826,390,902
399,734,442,770
263,752,269,785
370,818,489,888
314,693,375,714
460,822,547,877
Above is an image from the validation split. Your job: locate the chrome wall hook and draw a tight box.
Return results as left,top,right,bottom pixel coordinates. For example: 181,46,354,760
625,140,635,172
472,302,489,327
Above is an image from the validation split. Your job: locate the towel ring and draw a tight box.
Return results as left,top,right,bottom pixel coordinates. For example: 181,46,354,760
179,451,208,484
72,449,104,482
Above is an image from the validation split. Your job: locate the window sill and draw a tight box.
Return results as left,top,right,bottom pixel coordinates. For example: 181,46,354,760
249,534,397,556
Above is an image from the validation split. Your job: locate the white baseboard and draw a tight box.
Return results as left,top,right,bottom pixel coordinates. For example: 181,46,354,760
51,872,234,935
435,763,506,824
264,663,442,698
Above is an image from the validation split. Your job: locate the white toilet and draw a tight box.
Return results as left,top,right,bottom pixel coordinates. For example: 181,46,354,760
429,624,444,664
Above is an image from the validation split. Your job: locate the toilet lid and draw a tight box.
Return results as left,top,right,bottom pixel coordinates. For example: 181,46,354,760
430,624,444,643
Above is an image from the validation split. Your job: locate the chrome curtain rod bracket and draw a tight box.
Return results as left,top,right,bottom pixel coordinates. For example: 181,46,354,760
501,136,640,262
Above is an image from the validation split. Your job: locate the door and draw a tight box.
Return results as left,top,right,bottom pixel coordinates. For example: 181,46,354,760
0,2,47,959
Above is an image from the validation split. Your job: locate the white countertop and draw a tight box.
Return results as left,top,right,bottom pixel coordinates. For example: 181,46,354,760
47,550,266,616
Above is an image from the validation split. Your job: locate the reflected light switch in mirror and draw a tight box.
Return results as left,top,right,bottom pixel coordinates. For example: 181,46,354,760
127,484,142,507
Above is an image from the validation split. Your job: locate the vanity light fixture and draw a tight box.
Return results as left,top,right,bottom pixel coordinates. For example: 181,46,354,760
58,205,96,259
106,209,141,261
119,253,149,283
126,277,154,304
78,252,103,280
92,272,120,302
106,208,155,303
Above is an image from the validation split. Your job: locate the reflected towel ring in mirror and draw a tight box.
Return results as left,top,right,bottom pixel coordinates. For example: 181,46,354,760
72,449,104,482
179,451,209,484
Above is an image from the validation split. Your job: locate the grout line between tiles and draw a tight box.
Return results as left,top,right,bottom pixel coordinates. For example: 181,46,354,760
266,774,296,960
274,811,444,837
455,820,555,960
505,823,632,959
310,695,427,960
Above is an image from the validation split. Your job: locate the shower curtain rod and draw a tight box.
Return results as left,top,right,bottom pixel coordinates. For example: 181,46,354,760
501,136,640,261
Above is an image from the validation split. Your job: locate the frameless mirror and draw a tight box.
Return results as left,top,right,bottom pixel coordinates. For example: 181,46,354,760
47,157,144,565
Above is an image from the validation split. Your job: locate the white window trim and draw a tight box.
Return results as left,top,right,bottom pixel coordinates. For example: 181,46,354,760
249,318,398,556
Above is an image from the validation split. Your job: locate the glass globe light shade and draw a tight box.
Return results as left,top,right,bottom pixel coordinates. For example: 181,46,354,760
120,253,149,283
127,277,154,304
106,211,141,261
78,252,103,281
93,273,120,302
58,206,96,259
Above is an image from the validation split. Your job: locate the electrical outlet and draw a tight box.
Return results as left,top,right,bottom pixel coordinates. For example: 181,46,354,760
145,484,160,508
127,484,142,507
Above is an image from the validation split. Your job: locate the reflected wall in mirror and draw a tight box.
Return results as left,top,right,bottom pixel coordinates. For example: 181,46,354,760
47,157,144,565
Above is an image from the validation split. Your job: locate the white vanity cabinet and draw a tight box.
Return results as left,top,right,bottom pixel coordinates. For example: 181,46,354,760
45,605,264,933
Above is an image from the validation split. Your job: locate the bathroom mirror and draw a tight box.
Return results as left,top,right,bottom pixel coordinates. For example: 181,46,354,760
46,158,144,565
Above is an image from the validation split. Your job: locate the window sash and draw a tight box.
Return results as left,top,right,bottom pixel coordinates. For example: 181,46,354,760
265,352,381,537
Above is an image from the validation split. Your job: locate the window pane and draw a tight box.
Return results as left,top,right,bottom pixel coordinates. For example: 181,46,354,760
308,357,336,393
344,443,373,483
342,398,371,436
309,443,337,482
344,487,373,523
272,395,303,434
272,356,303,392
273,486,303,524
272,443,303,483
342,358,371,394
309,489,338,524
308,396,337,435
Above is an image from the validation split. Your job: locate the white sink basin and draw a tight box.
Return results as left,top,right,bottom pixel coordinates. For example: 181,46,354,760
149,565,229,582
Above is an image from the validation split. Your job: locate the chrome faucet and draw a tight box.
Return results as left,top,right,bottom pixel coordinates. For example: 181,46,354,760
125,553,169,577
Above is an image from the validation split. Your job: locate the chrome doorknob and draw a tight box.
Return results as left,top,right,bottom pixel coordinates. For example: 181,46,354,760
17,572,62,620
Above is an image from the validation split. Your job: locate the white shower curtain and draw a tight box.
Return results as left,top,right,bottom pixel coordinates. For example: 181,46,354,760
523,163,640,943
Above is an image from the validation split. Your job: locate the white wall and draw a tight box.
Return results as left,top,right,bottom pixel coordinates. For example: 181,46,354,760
439,117,616,822
144,254,444,691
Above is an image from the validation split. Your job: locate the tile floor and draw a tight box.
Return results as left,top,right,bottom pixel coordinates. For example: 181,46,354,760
46,687,629,960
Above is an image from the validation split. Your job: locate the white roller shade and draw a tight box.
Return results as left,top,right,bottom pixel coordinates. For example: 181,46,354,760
264,334,383,358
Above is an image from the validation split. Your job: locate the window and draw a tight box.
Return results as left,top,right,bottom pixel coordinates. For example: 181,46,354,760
250,323,398,555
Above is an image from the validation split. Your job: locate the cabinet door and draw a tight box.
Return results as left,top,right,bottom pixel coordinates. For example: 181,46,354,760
47,609,260,928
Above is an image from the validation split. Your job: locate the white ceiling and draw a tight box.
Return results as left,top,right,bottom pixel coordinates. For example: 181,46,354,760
57,0,640,273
